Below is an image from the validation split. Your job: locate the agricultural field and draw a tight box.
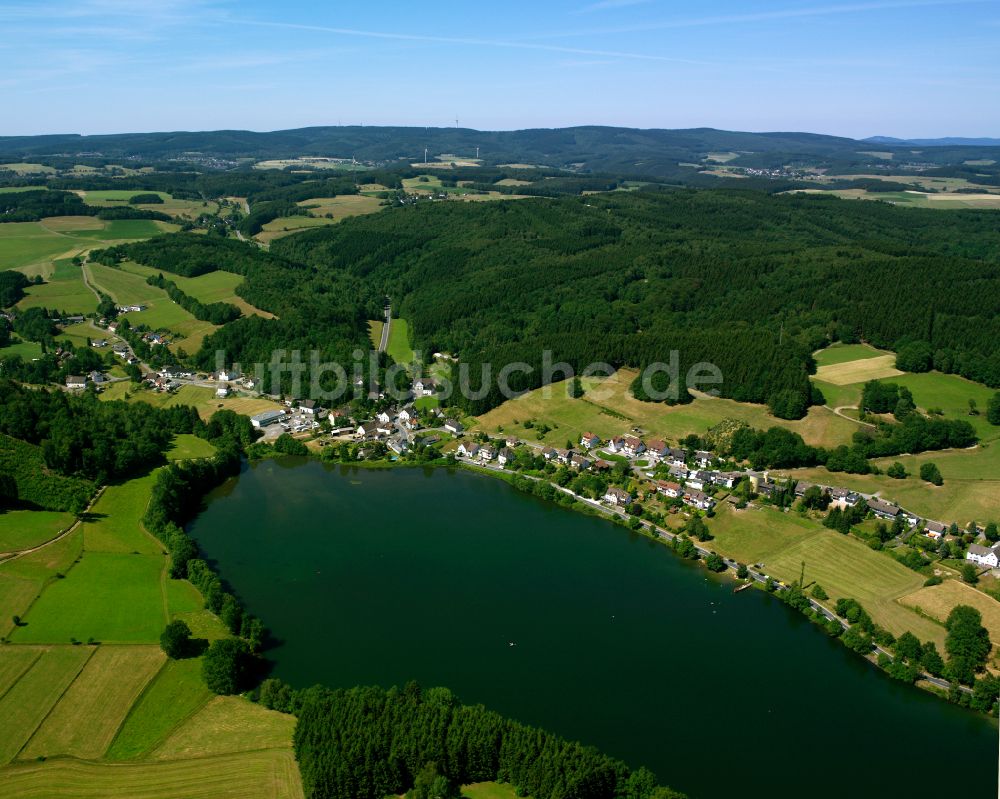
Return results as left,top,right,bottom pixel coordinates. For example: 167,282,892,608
3,216,177,314
900,580,1000,647
0,645,93,762
10,551,166,643
151,696,297,760
813,342,891,367
0,510,74,552
20,645,165,760
107,658,213,760
473,369,858,450
0,749,305,799
814,353,902,385
0,337,43,361
368,319,385,349
298,194,384,220
707,504,943,645
0,468,303,798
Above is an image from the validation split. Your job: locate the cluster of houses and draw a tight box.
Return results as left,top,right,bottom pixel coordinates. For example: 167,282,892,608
111,342,138,365
65,370,109,390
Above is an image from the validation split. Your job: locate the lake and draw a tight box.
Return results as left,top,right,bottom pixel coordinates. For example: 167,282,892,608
188,458,995,799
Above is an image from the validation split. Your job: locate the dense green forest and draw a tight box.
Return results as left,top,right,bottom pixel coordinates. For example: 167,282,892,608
291,682,683,799
0,380,202,484
271,190,1000,414
0,433,95,512
94,190,1000,415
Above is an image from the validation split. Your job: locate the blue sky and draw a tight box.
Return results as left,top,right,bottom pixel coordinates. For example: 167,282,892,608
1,0,998,138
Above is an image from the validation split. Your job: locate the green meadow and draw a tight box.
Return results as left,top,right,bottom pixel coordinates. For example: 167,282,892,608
0,510,74,552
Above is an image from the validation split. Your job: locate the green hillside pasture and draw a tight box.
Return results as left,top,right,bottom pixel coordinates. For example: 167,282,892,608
0,338,43,360
0,525,85,641
73,219,174,241
0,645,93,763
167,434,217,461
120,261,272,319
11,551,166,644
0,510,74,552
462,784,519,799
368,319,384,349
152,695,297,760
56,321,97,348
814,353,902,385
107,657,213,760
386,317,414,365
474,368,858,450
85,261,164,307
82,476,161,555
707,504,940,645
86,262,218,352
0,749,305,799
889,371,1000,441
21,645,165,760
0,222,84,273
813,343,890,367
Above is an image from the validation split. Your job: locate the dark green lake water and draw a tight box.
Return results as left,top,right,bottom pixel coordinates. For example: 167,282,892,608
188,459,995,798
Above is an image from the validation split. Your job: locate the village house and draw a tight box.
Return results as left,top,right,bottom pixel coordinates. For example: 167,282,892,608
65,375,86,390
217,369,234,382
375,419,394,436
923,520,948,540
571,453,591,471
603,487,632,508
505,436,521,449
580,432,602,450
686,470,712,491
592,458,613,472
756,480,778,499
541,447,557,461
794,481,817,498
88,370,106,385
666,447,687,467
90,339,107,348
657,480,683,498
398,408,417,429
694,450,714,468
606,437,625,454
387,439,408,455
300,400,319,416
644,439,669,462
457,441,480,459
444,419,464,434
355,421,380,440
829,487,862,509
498,447,515,467
867,498,901,521
480,445,496,462
215,384,230,398
668,464,688,481
413,377,436,396
376,410,393,424
556,449,572,465
967,543,1000,569
622,436,646,458
711,471,740,489
684,490,715,511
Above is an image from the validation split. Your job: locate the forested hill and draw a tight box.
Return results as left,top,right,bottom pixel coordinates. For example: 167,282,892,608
4,125,999,178
268,190,1000,415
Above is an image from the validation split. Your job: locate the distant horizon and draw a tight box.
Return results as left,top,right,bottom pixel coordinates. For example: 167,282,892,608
1,123,997,143
2,1,998,138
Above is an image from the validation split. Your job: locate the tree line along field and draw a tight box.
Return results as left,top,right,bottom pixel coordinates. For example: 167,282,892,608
0,466,306,798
